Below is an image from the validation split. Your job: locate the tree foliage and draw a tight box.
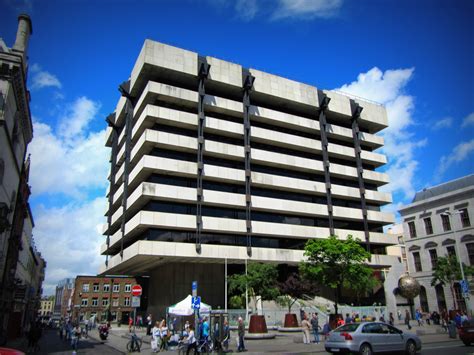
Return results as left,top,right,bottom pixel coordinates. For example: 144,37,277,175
277,272,316,314
228,262,280,313
431,255,474,309
300,235,376,314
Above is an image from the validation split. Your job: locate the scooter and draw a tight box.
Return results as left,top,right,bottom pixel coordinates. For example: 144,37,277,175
98,324,109,341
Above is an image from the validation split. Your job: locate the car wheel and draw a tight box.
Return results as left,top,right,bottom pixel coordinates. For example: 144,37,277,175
463,341,471,346
405,340,416,355
359,343,373,355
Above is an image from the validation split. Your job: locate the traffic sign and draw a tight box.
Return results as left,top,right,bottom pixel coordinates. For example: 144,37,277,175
192,281,198,297
131,285,142,296
132,296,141,308
191,296,201,309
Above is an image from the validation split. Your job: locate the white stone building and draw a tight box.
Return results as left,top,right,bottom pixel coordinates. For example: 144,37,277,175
100,39,402,315
399,174,474,314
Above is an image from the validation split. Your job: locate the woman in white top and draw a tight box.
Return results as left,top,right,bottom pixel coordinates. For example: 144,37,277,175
186,324,197,355
160,319,169,351
151,321,161,353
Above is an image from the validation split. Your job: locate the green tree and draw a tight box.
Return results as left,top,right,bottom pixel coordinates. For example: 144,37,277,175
300,235,376,314
276,272,317,314
431,255,474,310
228,262,280,314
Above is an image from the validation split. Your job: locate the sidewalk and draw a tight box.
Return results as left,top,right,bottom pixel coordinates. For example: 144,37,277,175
96,322,460,355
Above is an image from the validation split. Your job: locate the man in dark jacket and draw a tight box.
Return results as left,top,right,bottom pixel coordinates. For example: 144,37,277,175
237,317,246,352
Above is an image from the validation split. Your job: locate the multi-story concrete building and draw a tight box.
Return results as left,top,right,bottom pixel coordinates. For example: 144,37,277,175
39,296,55,317
0,14,35,342
399,174,474,313
100,40,401,316
53,278,75,320
72,276,138,324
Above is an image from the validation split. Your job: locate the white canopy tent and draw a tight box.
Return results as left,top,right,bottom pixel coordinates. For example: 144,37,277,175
167,294,211,316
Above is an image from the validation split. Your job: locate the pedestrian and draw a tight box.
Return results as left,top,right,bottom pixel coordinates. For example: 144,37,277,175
310,313,320,344
183,320,190,337
455,312,462,327
151,321,161,353
59,318,64,339
397,309,402,321
186,323,197,355
322,321,331,340
415,309,423,326
128,316,133,332
389,312,394,326
237,316,246,352
336,316,345,327
71,323,81,354
147,313,153,335
202,316,210,339
345,313,352,324
160,319,170,351
27,321,42,352
405,309,412,330
301,314,311,344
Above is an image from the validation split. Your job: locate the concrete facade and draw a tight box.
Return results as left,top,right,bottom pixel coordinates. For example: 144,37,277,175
101,40,401,316
0,15,39,342
399,175,474,314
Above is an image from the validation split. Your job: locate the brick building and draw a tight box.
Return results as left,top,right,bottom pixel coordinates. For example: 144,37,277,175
72,276,138,324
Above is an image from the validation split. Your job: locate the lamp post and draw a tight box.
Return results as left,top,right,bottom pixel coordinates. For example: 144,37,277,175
441,210,470,315
108,278,114,324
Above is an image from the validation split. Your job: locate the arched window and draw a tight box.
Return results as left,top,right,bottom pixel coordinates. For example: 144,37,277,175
435,284,446,313
419,286,429,312
454,283,467,312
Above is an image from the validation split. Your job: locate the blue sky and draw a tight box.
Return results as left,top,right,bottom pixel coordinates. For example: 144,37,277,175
1,0,473,295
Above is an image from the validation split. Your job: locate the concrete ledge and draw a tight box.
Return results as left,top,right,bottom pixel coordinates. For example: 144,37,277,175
278,327,301,333
245,333,276,340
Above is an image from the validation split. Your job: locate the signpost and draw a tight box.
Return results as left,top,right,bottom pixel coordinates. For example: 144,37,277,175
192,281,199,339
131,285,142,330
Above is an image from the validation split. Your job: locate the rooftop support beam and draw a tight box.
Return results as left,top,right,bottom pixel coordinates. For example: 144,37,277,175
350,99,370,255
242,69,255,257
317,91,334,236
195,57,210,254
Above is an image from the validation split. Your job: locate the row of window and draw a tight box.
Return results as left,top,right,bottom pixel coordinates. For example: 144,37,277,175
411,242,474,272
82,283,132,293
407,209,471,238
81,297,131,307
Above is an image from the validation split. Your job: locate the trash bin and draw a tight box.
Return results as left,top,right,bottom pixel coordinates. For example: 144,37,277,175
448,321,457,339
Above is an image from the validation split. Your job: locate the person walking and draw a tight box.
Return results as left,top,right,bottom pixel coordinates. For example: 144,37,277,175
186,324,197,355
416,309,423,326
147,314,153,335
151,321,161,353
237,317,246,352
301,314,311,344
389,312,395,326
71,324,81,354
160,319,170,351
405,309,412,330
310,313,320,344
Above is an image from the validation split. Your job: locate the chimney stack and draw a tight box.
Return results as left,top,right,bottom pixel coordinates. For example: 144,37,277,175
12,14,33,68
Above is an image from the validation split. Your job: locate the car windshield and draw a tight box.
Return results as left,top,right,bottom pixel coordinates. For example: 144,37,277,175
334,323,360,332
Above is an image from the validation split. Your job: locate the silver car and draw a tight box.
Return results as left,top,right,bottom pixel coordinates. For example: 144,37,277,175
325,322,422,355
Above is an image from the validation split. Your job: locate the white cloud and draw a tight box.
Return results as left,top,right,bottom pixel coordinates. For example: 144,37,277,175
28,97,108,198
335,66,424,201
30,64,62,90
235,0,259,20
436,139,474,178
272,0,343,20
213,0,343,21
462,112,474,128
432,117,453,130
34,197,107,295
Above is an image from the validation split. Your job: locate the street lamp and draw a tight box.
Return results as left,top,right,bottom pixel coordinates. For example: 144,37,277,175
441,210,470,315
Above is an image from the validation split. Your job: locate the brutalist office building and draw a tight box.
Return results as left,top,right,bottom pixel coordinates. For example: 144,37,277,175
100,40,402,316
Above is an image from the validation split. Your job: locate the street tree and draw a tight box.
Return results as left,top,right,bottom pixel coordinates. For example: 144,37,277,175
431,255,474,310
300,235,376,315
228,262,280,314
277,272,316,314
